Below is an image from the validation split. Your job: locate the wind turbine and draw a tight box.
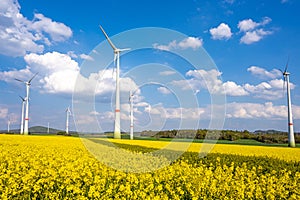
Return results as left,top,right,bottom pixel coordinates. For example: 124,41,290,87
65,107,71,135
7,118,10,133
19,96,25,134
99,25,130,139
129,91,134,140
281,60,296,147
15,72,38,135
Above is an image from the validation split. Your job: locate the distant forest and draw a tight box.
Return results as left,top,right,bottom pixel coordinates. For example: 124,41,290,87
141,129,300,144
2,126,300,144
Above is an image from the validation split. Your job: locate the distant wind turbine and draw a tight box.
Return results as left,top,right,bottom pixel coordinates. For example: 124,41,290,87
99,25,130,139
129,91,134,140
66,107,71,135
280,60,296,147
15,72,38,135
7,119,10,133
19,96,25,134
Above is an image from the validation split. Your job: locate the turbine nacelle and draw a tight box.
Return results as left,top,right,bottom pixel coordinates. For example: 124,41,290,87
19,95,25,102
280,57,290,77
113,48,130,67
66,107,71,114
14,72,38,86
283,71,290,76
114,48,131,54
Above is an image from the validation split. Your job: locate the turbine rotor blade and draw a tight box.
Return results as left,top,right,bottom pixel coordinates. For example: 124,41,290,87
284,57,289,73
15,78,24,83
19,95,25,101
28,72,38,83
119,48,131,52
99,25,117,51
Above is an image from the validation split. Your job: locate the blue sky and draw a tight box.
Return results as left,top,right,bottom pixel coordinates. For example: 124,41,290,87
1,0,300,133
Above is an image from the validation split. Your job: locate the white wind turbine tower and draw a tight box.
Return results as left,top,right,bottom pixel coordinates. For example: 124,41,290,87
129,91,134,140
65,107,71,135
281,61,296,147
19,96,25,134
99,25,130,139
7,118,10,133
15,73,38,135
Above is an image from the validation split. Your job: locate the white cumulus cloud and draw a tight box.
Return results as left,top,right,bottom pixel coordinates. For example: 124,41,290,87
153,37,203,51
172,67,293,100
247,66,282,79
226,102,290,119
159,70,176,76
67,51,78,58
24,52,79,94
238,19,259,32
80,54,94,61
147,105,204,120
75,68,139,98
223,81,249,96
0,0,72,57
244,79,295,100
209,23,232,40
0,67,33,82
183,69,248,96
240,29,272,44
157,86,171,94
139,101,300,123
245,66,295,100
1,51,140,99
238,17,272,44
31,13,72,42
178,37,203,50
0,107,8,119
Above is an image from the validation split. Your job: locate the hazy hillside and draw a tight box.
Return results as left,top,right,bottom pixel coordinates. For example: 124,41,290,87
1,126,62,134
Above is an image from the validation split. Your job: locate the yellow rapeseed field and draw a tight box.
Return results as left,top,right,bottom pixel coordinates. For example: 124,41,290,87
0,134,299,199
109,138,300,162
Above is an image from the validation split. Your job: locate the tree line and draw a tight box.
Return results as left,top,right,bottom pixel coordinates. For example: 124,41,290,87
141,129,300,144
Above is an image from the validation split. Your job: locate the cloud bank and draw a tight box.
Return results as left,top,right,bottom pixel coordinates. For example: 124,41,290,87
0,0,72,57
